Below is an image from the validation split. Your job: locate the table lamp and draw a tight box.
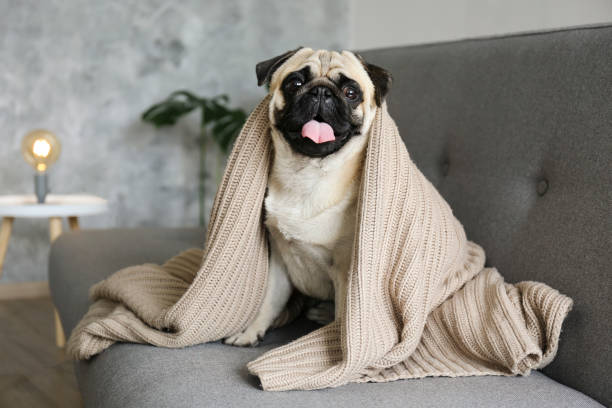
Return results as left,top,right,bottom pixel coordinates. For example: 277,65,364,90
21,129,61,203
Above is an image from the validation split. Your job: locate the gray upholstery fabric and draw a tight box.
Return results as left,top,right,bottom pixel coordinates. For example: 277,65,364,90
49,228,206,334
50,228,602,408
49,25,611,407
77,329,599,408
361,24,612,406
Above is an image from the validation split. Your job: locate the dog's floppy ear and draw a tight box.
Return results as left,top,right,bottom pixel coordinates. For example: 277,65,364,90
256,47,302,87
355,53,392,106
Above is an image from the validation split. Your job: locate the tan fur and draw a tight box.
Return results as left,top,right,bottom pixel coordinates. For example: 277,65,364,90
225,49,378,347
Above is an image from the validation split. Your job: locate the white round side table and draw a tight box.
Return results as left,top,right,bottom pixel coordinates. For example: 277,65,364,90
0,194,108,347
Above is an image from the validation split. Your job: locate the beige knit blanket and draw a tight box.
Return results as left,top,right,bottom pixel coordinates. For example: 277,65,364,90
67,96,572,391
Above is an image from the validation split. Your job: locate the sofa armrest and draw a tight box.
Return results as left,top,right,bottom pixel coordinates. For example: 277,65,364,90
49,227,205,335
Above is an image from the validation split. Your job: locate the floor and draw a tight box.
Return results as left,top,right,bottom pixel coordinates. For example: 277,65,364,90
0,297,82,408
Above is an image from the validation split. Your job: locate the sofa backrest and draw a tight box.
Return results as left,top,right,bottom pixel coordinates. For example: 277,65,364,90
360,25,611,406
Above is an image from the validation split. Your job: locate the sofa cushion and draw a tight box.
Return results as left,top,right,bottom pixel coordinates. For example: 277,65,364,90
75,326,602,408
50,228,602,407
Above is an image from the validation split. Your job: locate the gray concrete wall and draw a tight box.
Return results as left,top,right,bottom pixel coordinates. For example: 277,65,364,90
0,0,349,283
350,0,612,49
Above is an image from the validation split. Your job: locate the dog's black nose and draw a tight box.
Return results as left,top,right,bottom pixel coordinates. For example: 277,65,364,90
308,86,333,100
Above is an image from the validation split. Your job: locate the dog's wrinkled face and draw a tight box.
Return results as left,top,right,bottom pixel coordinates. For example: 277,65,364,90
256,48,391,158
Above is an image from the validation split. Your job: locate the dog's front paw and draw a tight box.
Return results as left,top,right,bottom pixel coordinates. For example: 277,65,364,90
224,328,266,347
306,301,335,325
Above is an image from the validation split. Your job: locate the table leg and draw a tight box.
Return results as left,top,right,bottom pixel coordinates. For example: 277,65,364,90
48,217,66,348
49,217,63,243
68,216,79,231
0,217,14,279
54,308,66,348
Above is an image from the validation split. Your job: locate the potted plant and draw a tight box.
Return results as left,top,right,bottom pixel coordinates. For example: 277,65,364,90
142,91,247,226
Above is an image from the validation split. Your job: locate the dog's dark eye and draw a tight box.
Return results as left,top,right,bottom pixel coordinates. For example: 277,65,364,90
343,86,358,100
285,78,303,91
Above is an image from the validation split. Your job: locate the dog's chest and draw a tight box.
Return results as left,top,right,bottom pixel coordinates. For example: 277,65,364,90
264,167,358,300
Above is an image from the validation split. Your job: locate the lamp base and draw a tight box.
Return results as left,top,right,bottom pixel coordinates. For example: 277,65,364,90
34,173,48,203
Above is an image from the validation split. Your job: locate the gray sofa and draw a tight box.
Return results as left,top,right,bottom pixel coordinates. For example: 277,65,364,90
50,25,611,407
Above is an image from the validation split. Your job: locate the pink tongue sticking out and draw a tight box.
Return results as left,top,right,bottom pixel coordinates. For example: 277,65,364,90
301,120,335,144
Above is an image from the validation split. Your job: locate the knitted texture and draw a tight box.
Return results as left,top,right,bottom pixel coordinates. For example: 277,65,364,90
67,96,573,391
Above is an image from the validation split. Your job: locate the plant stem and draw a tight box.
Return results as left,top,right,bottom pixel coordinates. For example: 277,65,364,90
216,150,224,186
199,125,207,227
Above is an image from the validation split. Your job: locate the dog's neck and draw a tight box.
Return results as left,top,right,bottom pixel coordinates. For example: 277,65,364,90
267,127,369,210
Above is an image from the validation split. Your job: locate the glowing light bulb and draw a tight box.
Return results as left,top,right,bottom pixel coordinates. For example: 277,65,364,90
21,130,61,173
21,130,61,203
32,139,51,158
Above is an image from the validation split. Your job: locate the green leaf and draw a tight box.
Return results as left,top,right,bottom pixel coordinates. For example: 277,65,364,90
141,90,248,152
141,91,201,127
168,90,203,103
210,108,247,152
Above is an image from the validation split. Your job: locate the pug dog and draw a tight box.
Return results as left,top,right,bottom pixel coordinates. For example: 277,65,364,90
225,47,391,346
